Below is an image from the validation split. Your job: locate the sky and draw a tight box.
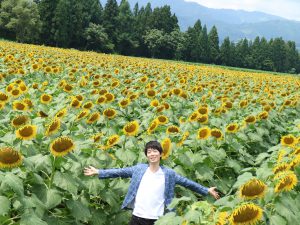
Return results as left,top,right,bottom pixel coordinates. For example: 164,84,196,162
185,0,300,21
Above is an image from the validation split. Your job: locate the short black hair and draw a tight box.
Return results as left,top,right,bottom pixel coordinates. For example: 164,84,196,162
144,140,163,155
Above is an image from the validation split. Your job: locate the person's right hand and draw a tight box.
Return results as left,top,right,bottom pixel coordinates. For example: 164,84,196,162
84,166,99,176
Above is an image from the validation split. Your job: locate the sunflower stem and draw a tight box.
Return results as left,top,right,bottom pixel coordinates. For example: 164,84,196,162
122,136,127,151
19,140,23,152
49,156,56,189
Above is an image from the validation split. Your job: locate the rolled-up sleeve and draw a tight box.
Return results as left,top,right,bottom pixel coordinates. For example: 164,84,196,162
175,173,209,196
98,166,135,179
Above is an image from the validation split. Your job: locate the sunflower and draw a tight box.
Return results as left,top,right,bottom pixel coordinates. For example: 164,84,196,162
156,105,165,113
70,98,81,108
210,128,223,140
166,125,180,134
281,134,297,147
213,107,222,116
31,63,39,70
180,91,188,99
257,111,269,120
86,112,100,124
119,98,131,108
156,115,169,125
32,82,39,89
106,134,120,147
162,102,170,110
92,132,103,142
16,125,37,140
23,98,33,109
42,80,48,87
140,76,148,82
45,118,61,136
198,114,208,124
277,149,286,163
188,111,200,122
147,120,158,134
40,94,52,104
274,171,298,193
161,92,169,99
55,108,67,118
10,88,22,98
99,89,108,95
75,94,84,101
223,101,233,109
44,66,52,73
239,178,267,200
284,99,292,106
6,83,15,93
13,101,28,111
50,136,75,157
239,100,248,108
58,79,66,88
76,109,90,120
263,105,272,112
273,163,290,174
93,80,100,87
177,131,190,147
11,115,30,128
226,123,239,133
0,92,9,103
103,108,117,119
179,117,186,124
0,147,23,169
197,127,210,140
244,115,256,124
123,121,139,136
19,83,27,93
0,102,5,110
292,147,300,156
96,96,106,104
150,99,159,107
229,203,263,225
197,106,208,115
146,89,156,98
82,101,94,109
111,80,120,88
104,93,115,103
18,68,26,75
129,93,139,101
38,111,48,118
289,156,300,170
172,88,182,96
63,84,73,92
215,212,228,225
161,138,172,160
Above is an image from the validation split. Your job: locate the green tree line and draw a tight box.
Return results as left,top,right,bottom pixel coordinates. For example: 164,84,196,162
0,0,299,73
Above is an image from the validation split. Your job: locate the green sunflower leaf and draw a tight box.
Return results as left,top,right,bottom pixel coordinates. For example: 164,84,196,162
53,172,78,195
0,196,10,215
66,199,91,222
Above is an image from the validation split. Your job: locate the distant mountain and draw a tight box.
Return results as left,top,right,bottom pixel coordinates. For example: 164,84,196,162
101,0,300,48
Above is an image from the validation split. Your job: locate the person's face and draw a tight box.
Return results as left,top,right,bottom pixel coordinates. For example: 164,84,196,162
146,148,161,164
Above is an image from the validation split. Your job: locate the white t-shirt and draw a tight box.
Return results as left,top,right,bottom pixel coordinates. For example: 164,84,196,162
133,167,165,219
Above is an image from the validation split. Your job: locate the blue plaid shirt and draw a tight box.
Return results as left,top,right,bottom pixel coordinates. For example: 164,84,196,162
98,163,208,210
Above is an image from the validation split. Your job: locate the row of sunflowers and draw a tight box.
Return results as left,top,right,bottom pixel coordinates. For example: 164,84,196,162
155,122,300,225
0,40,300,224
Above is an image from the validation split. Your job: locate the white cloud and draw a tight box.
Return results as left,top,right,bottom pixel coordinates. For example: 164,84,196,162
185,0,300,21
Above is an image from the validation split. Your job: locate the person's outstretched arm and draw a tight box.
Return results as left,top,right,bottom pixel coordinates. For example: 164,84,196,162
84,165,135,179
175,173,220,199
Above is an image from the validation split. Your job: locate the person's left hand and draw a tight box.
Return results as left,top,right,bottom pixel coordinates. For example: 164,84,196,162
208,187,220,199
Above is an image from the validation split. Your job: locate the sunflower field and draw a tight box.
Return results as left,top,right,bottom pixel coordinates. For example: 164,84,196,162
0,40,300,225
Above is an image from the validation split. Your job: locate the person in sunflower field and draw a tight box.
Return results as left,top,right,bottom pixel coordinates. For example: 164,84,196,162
84,140,220,225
